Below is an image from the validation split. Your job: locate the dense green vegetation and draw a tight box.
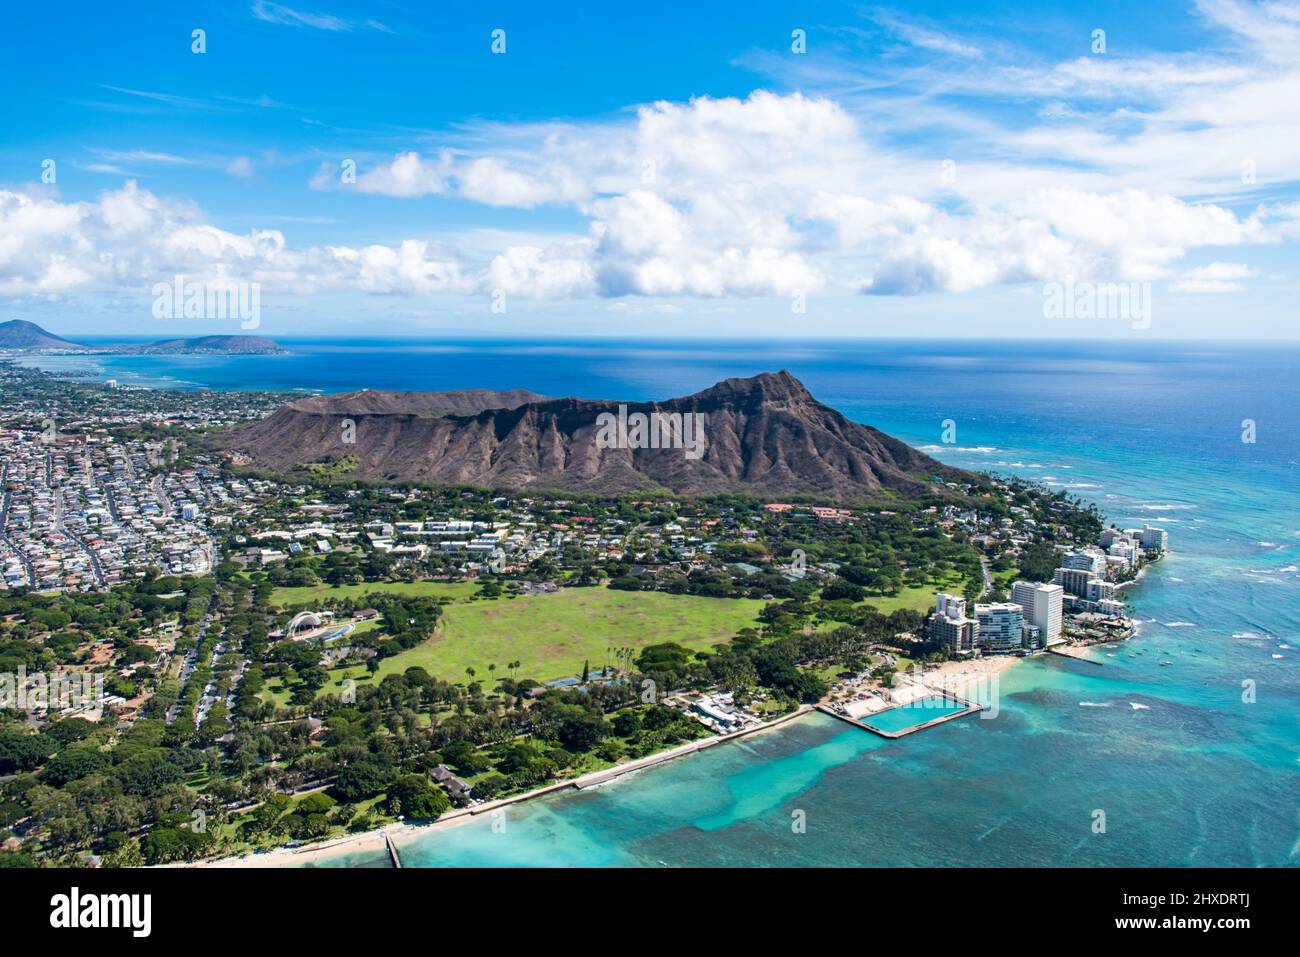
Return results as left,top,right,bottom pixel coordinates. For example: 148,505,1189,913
0,469,1096,866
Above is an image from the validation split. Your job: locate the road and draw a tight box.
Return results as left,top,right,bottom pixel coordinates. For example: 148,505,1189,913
166,606,216,725
99,477,122,523
54,484,106,588
151,473,173,516
0,469,36,587
202,532,219,575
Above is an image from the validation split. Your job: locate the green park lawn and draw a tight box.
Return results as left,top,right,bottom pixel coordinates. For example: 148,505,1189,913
263,571,952,708
858,579,954,615
266,586,768,703
368,587,767,684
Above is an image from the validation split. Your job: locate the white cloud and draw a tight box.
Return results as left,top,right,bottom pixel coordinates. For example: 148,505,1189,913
458,157,587,208
348,151,451,198
89,148,201,167
1169,260,1258,292
484,243,596,299
10,52,1300,308
871,11,982,58
0,182,472,298
319,150,586,205
250,1,390,33
323,241,473,295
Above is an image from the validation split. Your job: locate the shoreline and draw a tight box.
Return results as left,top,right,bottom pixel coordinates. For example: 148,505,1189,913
198,655,1023,870
194,570,1139,869
824,653,1022,716
1116,552,1163,592
192,704,815,869
923,653,1023,692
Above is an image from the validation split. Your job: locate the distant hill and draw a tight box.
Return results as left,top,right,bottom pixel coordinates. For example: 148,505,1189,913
0,320,89,352
0,320,285,355
221,371,974,501
123,335,286,356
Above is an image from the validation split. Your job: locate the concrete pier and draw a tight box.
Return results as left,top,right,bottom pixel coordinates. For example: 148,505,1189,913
1048,645,1104,665
817,693,983,739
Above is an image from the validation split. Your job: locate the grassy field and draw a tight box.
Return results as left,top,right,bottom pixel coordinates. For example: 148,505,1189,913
265,586,769,703
992,565,1019,591
271,580,480,607
370,588,767,684
262,571,948,708
859,580,953,615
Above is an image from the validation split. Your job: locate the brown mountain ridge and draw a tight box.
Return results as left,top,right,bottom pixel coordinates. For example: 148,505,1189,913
219,371,973,501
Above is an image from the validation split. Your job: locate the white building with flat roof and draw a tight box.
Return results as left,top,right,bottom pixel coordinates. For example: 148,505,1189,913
1085,578,1116,602
1062,549,1107,576
975,602,1026,653
1108,539,1140,569
1139,525,1168,551
1012,580,1064,646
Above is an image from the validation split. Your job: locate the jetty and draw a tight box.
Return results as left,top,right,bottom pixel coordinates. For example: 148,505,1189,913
817,692,982,739
1048,644,1104,665
384,831,403,868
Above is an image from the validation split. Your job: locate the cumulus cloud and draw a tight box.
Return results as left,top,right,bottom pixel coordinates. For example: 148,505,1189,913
464,88,1291,298
316,150,586,207
322,241,473,295
354,151,451,198
0,182,472,298
8,39,1300,308
483,243,596,299
457,157,587,208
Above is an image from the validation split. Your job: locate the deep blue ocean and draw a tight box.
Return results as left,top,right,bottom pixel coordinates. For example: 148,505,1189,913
22,338,1300,866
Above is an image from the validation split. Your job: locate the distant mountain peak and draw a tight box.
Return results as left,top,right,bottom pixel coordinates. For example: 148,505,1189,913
222,371,972,502
690,370,812,406
0,320,87,352
0,321,285,355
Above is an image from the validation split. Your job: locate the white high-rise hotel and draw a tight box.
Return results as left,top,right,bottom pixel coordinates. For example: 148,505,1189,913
1012,580,1064,645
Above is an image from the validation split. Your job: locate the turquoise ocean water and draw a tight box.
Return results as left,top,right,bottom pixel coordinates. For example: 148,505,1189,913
22,338,1299,866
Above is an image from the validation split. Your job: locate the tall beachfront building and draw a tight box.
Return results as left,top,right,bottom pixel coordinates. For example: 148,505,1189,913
1012,581,1064,645
975,602,1027,653
927,593,979,656
1053,566,1095,597
1138,525,1168,551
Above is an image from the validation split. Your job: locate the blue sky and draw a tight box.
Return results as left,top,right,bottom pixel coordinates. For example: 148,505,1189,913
1,0,1298,339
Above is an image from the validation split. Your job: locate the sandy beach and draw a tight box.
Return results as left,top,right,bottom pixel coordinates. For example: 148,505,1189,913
924,654,1022,693
827,654,1023,720
195,828,391,869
